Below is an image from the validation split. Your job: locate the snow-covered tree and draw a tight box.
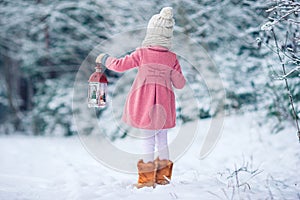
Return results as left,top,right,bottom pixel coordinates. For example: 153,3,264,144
0,0,113,135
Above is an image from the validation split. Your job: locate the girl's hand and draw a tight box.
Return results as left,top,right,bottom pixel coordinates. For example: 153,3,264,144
95,53,106,64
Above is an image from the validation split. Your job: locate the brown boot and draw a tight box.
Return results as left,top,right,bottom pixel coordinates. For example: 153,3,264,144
155,158,173,185
135,159,156,189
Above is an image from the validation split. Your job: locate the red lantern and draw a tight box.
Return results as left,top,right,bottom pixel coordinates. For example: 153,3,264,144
88,63,108,108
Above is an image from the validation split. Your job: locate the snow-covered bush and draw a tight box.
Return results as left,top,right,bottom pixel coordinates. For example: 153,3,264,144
260,0,300,135
29,75,76,136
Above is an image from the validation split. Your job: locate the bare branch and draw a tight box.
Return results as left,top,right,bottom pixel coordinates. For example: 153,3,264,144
271,28,300,141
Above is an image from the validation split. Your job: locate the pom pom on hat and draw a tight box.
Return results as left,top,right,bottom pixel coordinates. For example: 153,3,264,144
160,7,173,19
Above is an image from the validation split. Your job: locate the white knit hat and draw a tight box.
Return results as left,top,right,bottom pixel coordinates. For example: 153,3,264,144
142,7,175,49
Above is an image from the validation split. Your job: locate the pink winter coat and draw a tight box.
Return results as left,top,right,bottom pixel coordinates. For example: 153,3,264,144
105,46,186,130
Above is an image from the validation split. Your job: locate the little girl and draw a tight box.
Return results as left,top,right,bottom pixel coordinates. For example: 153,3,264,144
96,7,186,188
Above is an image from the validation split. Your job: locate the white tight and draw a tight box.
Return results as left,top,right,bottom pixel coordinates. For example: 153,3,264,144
141,129,169,162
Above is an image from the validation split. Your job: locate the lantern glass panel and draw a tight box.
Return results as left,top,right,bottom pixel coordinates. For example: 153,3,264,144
88,82,107,108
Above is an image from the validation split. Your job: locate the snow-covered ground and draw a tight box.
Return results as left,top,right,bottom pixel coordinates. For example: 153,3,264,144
0,112,299,200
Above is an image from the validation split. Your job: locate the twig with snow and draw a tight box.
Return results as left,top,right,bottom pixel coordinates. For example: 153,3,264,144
216,155,263,200
234,164,241,199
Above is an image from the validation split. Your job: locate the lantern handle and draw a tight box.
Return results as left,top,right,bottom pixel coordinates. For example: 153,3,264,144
95,63,102,72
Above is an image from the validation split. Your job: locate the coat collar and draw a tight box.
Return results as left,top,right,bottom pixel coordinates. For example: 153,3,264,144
146,45,169,52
